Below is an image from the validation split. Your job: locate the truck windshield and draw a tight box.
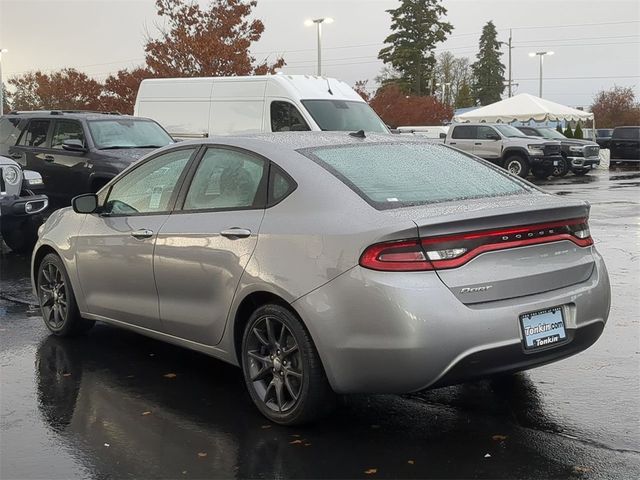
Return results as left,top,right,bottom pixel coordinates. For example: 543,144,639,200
88,119,174,149
301,100,389,133
494,125,526,138
537,128,566,140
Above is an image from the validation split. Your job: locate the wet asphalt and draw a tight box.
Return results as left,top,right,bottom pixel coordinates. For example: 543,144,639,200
1,167,639,479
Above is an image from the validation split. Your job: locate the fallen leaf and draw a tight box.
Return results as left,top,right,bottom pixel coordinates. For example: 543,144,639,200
370,424,380,429
289,439,303,445
149,353,155,357
141,411,152,416
104,443,110,447
163,373,177,379
492,434,508,441
182,471,187,475
197,452,207,458
364,468,377,475
290,434,301,437
126,375,135,378
407,460,415,465
304,443,312,447
484,453,491,458
62,373,72,377
260,425,271,429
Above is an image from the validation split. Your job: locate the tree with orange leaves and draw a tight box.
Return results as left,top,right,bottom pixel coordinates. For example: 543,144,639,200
145,0,285,78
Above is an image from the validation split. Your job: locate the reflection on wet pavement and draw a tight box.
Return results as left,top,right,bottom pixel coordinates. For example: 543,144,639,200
1,168,639,479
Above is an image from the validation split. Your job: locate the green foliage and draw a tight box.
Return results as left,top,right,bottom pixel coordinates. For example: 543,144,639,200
455,82,475,108
563,125,573,138
378,0,453,95
1,82,11,113
556,124,563,134
573,122,583,139
472,21,505,106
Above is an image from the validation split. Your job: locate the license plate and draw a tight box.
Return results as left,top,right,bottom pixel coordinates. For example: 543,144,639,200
519,306,567,350
553,160,559,166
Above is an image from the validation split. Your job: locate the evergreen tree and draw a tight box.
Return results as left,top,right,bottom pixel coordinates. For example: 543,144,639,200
378,0,453,95
573,122,584,139
472,21,505,105
455,82,475,108
563,125,574,138
556,124,563,134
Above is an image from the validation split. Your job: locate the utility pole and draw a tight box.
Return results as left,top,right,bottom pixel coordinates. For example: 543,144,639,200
507,29,513,97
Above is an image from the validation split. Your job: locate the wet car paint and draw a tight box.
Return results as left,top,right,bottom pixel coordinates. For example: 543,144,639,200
1,167,639,479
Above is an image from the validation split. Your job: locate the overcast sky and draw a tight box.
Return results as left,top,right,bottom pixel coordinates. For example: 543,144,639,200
1,0,639,108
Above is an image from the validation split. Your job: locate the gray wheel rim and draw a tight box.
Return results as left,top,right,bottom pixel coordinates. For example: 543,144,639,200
38,263,68,330
245,315,303,413
507,160,522,175
553,159,566,176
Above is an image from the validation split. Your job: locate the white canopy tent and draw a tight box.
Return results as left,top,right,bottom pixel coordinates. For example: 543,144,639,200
453,94,595,137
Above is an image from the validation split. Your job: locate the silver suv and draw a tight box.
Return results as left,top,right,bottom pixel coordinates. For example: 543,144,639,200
0,156,48,252
445,124,563,179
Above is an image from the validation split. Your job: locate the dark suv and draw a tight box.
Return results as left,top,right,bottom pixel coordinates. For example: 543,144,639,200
0,111,174,208
609,127,639,165
516,126,600,176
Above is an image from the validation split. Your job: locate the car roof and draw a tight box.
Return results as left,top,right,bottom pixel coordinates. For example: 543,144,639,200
176,131,439,153
5,111,146,122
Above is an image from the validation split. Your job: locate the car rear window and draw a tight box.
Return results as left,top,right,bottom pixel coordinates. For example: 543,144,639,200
612,127,640,140
302,143,528,210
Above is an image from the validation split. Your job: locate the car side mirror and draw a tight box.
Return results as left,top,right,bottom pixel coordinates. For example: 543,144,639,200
22,169,45,190
62,139,87,152
439,133,447,139
72,193,98,214
488,134,500,141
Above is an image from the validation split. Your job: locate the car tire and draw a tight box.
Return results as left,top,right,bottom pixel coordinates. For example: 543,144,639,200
552,156,570,177
0,217,39,253
504,156,530,178
241,303,336,425
36,253,95,336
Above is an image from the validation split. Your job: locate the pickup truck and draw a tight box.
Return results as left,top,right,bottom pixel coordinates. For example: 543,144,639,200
516,125,600,176
609,126,639,165
444,123,563,179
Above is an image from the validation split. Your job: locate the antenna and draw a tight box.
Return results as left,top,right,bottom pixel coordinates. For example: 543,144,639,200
326,77,333,95
349,130,366,138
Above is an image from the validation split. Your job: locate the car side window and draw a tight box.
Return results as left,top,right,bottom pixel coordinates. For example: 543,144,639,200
268,164,296,206
17,120,51,147
477,126,498,139
183,148,267,211
451,126,476,139
103,148,194,215
51,120,85,149
0,117,25,153
271,101,311,132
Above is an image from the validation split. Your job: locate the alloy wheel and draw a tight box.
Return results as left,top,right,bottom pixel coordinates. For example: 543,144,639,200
245,315,303,413
507,160,522,175
38,263,68,330
552,158,567,176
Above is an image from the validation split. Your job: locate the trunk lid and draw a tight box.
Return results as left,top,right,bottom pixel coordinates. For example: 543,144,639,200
384,193,595,304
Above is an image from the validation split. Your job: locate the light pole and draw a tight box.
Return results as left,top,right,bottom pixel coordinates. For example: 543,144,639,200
304,17,333,76
0,48,7,116
528,51,554,98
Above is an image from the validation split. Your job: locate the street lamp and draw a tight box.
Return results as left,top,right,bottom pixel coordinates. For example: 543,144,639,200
0,48,7,116
529,51,554,98
304,17,333,76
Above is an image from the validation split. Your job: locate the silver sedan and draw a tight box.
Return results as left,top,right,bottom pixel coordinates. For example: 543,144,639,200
31,133,611,425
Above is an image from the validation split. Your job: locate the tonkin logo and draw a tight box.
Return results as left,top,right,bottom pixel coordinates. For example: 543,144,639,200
460,285,493,294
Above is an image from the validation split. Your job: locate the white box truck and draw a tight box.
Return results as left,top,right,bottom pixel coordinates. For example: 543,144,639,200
134,74,389,138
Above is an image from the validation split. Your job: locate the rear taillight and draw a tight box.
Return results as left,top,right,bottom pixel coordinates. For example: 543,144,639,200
360,218,593,272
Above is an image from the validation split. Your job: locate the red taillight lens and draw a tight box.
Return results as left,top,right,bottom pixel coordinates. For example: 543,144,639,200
360,218,593,272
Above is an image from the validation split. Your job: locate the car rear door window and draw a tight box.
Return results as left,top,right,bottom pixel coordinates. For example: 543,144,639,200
103,148,194,215
183,148,267,211
17,119,51,147
613,128,640,140
271,101,310,132
51,120,85,149
451,126,476,139
303,143,527,210
477,126,498,139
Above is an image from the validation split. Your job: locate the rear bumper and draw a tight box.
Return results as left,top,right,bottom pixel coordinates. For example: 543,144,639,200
0,193,49,217
294,251,610,394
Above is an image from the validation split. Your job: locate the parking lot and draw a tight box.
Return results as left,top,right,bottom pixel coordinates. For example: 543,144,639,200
0,167,638,479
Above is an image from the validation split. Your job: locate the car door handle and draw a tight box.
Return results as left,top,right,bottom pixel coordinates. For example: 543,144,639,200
44,155,55,162
131,229,154,239
449,142,456,145
220,228,252,239
474,142,482,145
